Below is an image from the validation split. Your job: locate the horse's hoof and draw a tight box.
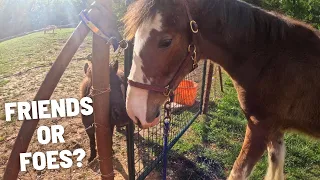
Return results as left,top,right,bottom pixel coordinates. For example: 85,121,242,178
88,153,97,163
88,159,93,163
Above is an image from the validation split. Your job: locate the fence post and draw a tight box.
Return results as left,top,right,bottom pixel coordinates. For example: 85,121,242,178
199,60,208,113
92,31,114,180
218,66,224,93
90,0,117,179
125,42,136,180
202,61,214,114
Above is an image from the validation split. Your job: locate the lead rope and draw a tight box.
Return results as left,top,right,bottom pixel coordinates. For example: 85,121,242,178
163,95,173,180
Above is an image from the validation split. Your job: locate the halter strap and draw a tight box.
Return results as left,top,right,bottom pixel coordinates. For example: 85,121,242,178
79,4,128,51
128,0,201,97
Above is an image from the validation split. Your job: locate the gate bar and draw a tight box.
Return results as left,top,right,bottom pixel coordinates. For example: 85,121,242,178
124,42,136,180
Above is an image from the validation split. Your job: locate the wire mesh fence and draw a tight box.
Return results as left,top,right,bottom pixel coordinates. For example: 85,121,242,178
125,61,207,180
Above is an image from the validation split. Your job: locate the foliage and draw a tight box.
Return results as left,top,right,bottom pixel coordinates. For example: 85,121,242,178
245,0,320,29
0,0,86,39
0,0,127,39
0,0,318,39
266,0,320,29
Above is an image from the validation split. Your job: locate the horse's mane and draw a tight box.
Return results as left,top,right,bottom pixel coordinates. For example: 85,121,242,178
123,0,318,42
206,0,319,42
123,0,158,40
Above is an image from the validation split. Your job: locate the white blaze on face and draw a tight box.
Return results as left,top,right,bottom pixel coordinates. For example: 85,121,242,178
126,12,162,128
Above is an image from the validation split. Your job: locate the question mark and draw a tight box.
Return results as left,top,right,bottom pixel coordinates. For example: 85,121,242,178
73,149,86,167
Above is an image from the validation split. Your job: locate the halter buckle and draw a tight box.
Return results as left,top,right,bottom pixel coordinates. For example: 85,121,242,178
119,40,128,49
190,20,199,34
164,85,172,97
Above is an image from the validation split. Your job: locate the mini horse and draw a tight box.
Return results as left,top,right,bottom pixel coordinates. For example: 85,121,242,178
123,0,320,179
44,25,58,34
80,60,130,162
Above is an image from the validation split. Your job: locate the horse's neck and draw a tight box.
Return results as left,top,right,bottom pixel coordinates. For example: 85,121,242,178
197,23,257,88
199,37,256,89
196,0,283,88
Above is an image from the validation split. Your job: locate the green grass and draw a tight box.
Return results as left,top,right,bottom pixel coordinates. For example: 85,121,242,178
0,28,94,76
174,73,320,179
0,79,9,87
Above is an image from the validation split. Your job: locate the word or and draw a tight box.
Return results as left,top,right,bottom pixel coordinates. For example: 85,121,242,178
5,97,93,121
37,125,65,144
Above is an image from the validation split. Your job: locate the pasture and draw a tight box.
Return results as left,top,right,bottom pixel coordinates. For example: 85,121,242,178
0,28,319,180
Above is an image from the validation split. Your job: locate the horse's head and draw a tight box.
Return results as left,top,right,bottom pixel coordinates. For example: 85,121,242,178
109,61,131,126
84,60,130,126
124,0,199,128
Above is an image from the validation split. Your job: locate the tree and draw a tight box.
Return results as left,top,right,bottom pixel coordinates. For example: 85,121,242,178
262,0,320,29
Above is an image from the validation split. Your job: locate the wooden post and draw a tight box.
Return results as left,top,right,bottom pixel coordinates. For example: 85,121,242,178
218,66,224,93
92,34,114,180
90,0,114,179
202,61,214,114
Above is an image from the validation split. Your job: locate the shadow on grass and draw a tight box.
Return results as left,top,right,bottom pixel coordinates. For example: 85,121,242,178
132,131,224,180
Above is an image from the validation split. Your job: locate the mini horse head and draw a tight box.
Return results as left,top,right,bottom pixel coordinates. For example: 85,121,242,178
124,0,201,128
84,60,130,126
109,61,131,126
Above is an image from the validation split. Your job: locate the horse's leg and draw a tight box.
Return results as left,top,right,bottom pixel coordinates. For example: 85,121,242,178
87,126,97,163
228,121,269,180
86,119,114,162
265,131,285,180
82,114,97,163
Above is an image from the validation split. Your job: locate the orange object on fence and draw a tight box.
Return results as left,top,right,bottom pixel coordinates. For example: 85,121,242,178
174,80,198,106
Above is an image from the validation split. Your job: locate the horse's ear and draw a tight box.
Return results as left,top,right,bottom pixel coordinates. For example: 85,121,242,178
111,60,119,73
84,63,89,74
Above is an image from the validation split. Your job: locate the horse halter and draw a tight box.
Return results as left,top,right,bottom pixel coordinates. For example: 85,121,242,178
128,0,201,97
79,2,128,51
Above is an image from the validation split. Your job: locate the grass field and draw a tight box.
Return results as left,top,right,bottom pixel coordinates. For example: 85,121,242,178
0,28,319,180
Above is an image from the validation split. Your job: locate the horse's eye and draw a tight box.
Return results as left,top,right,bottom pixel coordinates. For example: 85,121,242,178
158,39,172,48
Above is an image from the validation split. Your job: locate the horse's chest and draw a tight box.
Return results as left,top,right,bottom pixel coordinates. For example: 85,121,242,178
234,84,271,119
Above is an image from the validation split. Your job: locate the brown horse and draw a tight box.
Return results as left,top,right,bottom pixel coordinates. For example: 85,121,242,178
80,60,130,162
123,0,320,179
